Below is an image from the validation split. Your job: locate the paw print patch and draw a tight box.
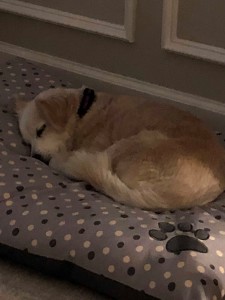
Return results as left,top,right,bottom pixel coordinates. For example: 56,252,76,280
149,222,209,254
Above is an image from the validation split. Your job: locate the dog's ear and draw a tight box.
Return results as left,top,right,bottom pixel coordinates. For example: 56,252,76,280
36,94,77,131
13,95,29,116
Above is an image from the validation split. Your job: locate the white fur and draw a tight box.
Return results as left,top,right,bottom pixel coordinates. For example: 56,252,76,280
50,149,221,210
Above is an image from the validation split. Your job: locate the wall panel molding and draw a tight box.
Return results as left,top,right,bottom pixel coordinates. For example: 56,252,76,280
162,0,225,65
0,41,225,116
0,0,137,42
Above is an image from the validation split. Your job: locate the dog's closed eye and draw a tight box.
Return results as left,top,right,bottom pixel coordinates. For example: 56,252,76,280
36,124,46,138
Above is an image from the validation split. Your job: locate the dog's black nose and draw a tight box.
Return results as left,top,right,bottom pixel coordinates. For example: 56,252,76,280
32,153,42,160
32,153,50,165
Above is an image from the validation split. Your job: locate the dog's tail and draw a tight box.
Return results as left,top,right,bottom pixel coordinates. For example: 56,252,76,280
65,151,163,210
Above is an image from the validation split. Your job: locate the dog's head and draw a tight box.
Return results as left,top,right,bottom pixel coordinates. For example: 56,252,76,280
14,88,82,163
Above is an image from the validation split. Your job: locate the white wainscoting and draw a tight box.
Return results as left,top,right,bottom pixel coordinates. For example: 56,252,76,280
0,0,137,42
162,0,225,65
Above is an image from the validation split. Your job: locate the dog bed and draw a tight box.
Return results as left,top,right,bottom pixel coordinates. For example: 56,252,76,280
0,57,225,300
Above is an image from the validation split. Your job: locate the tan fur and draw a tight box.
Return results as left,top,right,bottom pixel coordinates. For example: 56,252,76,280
15,88,225,210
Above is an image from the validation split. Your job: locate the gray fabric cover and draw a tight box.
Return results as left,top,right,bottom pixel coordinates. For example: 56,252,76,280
0,58,225,300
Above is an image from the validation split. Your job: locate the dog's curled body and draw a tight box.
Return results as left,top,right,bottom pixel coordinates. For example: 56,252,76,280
15,88,225,210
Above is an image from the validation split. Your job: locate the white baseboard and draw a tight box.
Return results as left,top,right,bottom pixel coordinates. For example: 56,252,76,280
0,41,225,115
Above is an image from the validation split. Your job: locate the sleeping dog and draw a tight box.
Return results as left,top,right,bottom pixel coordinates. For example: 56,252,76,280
14,87,225,210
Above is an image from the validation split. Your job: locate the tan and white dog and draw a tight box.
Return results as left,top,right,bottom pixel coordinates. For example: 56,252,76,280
15,87,225,210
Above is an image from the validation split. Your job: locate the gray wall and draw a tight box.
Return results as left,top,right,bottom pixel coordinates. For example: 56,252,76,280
21,0,125,24
0,0,224,103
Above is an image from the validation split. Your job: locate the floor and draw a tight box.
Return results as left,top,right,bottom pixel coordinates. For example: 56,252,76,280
0,258,111,300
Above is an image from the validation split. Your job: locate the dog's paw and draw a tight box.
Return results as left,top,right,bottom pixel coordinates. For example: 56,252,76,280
149,222,209,254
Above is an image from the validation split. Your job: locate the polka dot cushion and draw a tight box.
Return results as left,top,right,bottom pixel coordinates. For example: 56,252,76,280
1,58,225,300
